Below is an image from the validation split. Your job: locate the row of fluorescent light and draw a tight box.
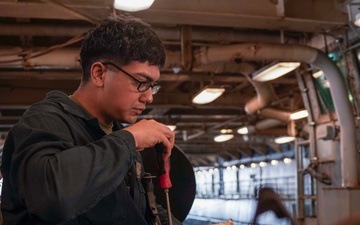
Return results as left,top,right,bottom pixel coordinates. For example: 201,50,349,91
214,133,296,144
196,158,293,174
170,92,308,140
168,90,308,133
191,62,301,105
214,109,308,143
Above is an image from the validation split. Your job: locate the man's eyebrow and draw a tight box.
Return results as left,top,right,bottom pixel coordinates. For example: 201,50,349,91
136,72,159,83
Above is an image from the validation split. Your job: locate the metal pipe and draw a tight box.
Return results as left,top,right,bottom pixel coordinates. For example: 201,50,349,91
195,42,357,186
244,80,277,114
0,48,181,69
255,119,284,131
313,50,357,186
259,108,291,122
195,43,317,65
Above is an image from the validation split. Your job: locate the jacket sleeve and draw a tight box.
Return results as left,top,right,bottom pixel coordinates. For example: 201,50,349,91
5,109,137,223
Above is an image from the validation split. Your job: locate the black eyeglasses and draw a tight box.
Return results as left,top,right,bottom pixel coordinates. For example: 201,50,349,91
102,61,161,95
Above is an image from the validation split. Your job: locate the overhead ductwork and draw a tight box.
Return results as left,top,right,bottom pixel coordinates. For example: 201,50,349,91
254,118,284,131
259,108,291,122
194,42,357,187
0,48,182,70
244,79,277,114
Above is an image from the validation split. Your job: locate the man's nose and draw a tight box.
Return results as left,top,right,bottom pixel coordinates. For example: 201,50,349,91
141,88,153,104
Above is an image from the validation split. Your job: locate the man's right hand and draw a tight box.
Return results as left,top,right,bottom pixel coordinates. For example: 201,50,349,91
123,119,175,160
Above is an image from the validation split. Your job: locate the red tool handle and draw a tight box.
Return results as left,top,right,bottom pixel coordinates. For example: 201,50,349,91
155,144,172,189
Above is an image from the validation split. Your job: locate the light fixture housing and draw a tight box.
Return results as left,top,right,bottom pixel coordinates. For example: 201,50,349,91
192,86,225,104
274,136,296,144
259,161,267,167
214,134,234,142
237,127,249,134
290,109,308,120
284,158,292,164
252,62,301,82
113,0,154,12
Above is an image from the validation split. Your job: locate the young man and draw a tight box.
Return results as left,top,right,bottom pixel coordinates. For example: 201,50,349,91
1,14,181,224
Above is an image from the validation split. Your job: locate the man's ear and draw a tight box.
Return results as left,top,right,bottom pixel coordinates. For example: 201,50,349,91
90,62,107,87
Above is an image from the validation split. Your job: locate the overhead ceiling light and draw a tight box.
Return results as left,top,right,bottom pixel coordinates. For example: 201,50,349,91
355,12,360,27
237,127,248,134
221,128,233,134
274,136,296,144
284,158,292,164
237,126,255,135
270,159,279,166
214,134,234,142
252,62,301,82
192,86,225,104
289,109,308,120
113,0,154,12
259,161,267,167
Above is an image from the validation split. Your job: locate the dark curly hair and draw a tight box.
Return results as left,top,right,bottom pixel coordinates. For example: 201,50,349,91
79,14,165,82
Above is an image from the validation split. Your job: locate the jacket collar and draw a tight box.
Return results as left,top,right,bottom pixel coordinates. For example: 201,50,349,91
45,90,124,130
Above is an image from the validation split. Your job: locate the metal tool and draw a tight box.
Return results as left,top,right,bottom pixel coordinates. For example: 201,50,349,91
155,144,173,225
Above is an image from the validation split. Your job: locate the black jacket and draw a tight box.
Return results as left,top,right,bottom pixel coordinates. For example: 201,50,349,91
1,91,179,225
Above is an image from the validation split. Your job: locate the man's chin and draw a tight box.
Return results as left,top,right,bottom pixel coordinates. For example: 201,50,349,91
125,116,138,124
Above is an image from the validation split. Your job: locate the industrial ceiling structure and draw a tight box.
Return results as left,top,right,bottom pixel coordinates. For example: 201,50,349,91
0,0,354,167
